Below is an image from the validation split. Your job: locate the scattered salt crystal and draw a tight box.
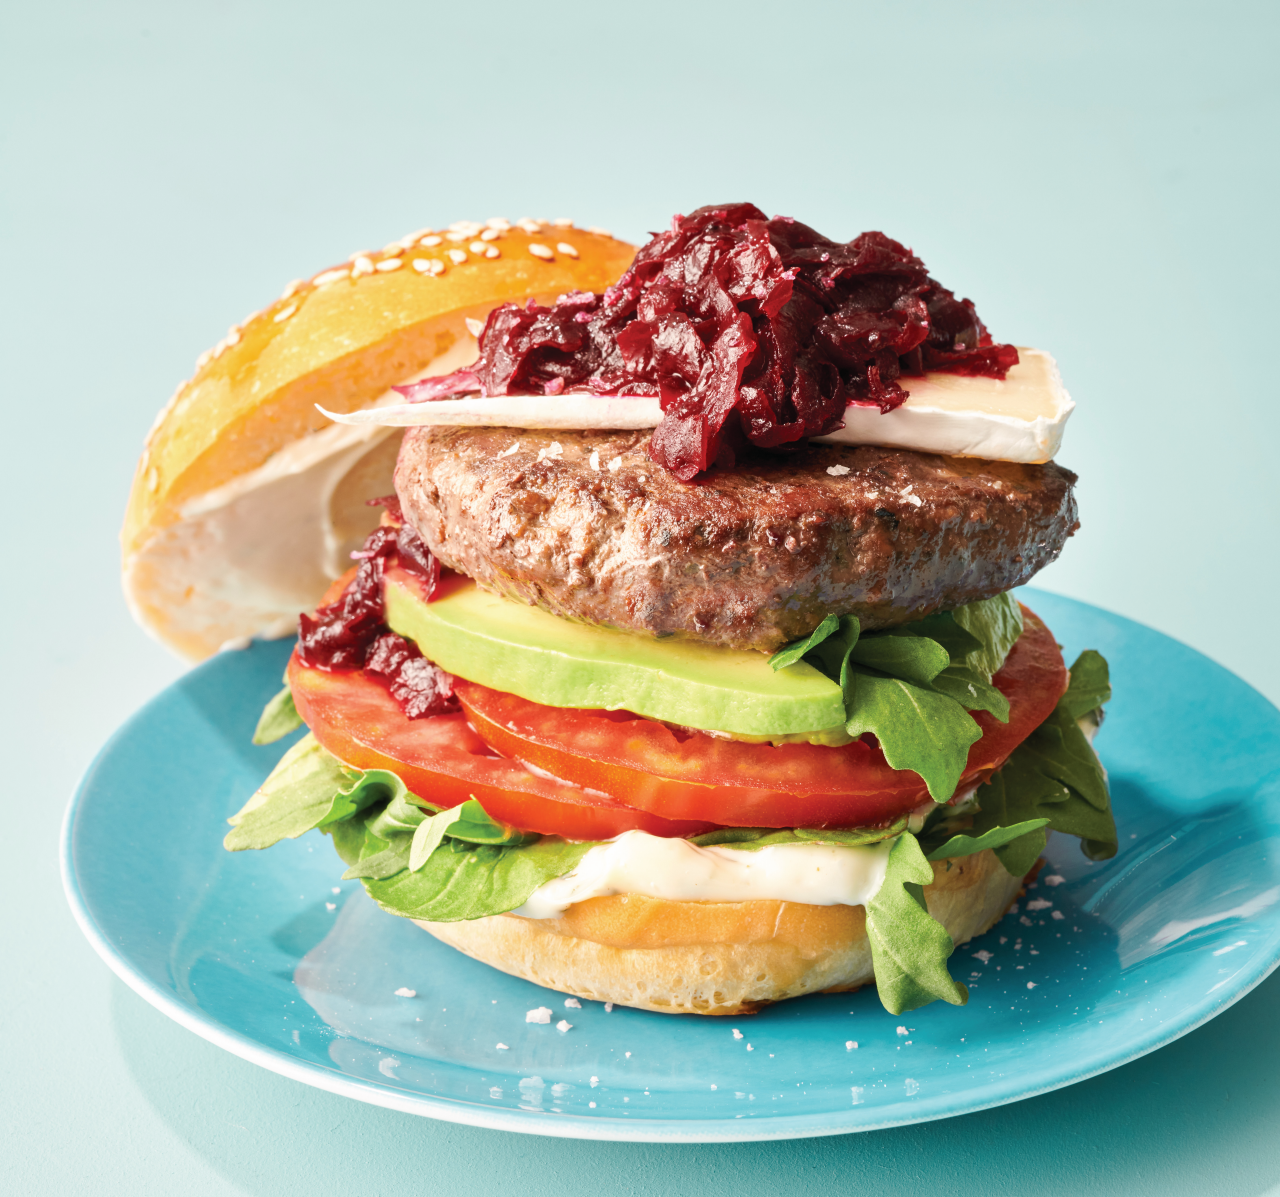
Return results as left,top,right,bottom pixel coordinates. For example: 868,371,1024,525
1051,911,1065,921
746,1044,753,1051
564,998,582,1009
590,1076,599,1086
845,1041,858,1050
1026,982,1038,989
1026,898,1053,911
497,442,520,458
607,456,623,472
496,1043,509,1051
325,902,336,911
826,464,851,476
589,449,601,471
465,317,485,337
394,988,416,998
331,887,341,894
897,1026,909,1036
556,1020,573,1033
1043,874,1066,887
973,950,993,963
732,1029,743,1039
526,1007,552,1024
604,1002,614,1012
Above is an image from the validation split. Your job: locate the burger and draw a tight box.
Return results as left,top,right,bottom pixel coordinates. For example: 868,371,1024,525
124,205,1116,1017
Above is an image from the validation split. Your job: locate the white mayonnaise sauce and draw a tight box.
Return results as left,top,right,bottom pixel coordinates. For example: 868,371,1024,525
511,829,893,920
318,348,1072,465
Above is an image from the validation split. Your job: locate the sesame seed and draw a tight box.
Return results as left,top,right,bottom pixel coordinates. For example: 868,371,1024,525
585,226,612,237
469,241,488,254
552,217,574,227
447,248,468,265
556,241,579,258
351,255,374,277
449,220,483,236
465,317,485,337
195,349,213,370
313,267,349,286
445,230,470,242
375,258,403,272
485,217,511,230
146,467,159,492
485,246,500,259
280,279,304,300
224,327,241,346
412,257,444,275
480,227,502,241
273,303,298,322
381,244,407,257
419,235,443,247
528,243,555,260
517,217,542,234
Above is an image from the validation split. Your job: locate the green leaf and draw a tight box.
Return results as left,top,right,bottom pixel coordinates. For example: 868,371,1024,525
768,614,843,671
847,634,951,686
927,663,1010,722
409,806,466,872
1060,649,1112,720
224,734,389,851
843,670,983,801
864,832,968,1015
688,817,908,850
925,818,1051,861
968,703,1118,875
950,591,1025,680
252,685,304,745
363,835,594,922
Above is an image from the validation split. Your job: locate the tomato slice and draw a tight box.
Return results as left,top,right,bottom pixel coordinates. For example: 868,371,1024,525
455,607,1067,829
288,653,717,840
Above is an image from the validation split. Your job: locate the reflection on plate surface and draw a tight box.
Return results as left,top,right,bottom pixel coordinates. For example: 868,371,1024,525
62,590,1280,1141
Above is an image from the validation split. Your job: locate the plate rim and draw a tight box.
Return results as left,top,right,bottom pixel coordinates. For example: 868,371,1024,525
61,591,1280,1142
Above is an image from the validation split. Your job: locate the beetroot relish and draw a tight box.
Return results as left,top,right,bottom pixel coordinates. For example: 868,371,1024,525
400,203,1018,480
296,504,456,719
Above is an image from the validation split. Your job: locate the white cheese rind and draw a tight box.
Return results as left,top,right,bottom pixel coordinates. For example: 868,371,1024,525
319,347,1072,464
511,829,893,921
813,348,1074,464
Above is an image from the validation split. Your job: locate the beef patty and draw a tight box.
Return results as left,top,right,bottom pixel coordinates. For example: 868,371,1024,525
395,427,1078,653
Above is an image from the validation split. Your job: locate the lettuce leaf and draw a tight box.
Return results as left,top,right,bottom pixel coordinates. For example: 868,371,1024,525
688,817,908,850
224,734,395,850
864,832,968,1015
354,828,592,922
925,818,1050,861
1059,648,1111,720
252,684,304,745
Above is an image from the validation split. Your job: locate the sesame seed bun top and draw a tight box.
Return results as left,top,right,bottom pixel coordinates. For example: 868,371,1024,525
123,218,635,659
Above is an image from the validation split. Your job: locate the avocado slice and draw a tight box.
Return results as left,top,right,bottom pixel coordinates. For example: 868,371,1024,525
383,573,846,737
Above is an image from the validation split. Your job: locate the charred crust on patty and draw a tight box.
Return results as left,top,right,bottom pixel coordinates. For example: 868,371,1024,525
395,426,1079,652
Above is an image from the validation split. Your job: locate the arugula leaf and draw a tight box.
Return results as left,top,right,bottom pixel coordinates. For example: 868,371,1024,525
768,614,843,671
688,817,908,850
1060,649,1112,720
968,704,1117,876
864,832,968,1015
951,591,1024,680
925,818,1050,861
847,634,950,686
362,834,594,922
252,685,304,745
843,671,983,801
927,663,1010,721
224,734,392,851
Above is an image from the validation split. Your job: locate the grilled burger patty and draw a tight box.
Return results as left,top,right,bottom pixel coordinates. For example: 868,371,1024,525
395,427,1079,652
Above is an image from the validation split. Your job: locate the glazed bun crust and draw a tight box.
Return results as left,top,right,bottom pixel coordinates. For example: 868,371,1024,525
123,223,635,659
417,848,1024,1015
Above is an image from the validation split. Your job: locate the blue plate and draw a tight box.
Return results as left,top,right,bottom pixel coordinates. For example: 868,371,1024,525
61,591,1280,1142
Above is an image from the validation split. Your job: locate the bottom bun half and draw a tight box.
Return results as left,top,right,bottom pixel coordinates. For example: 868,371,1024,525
415,848,1026,1015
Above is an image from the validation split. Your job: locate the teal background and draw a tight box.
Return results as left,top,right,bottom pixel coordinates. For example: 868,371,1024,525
3,0,1277,1193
